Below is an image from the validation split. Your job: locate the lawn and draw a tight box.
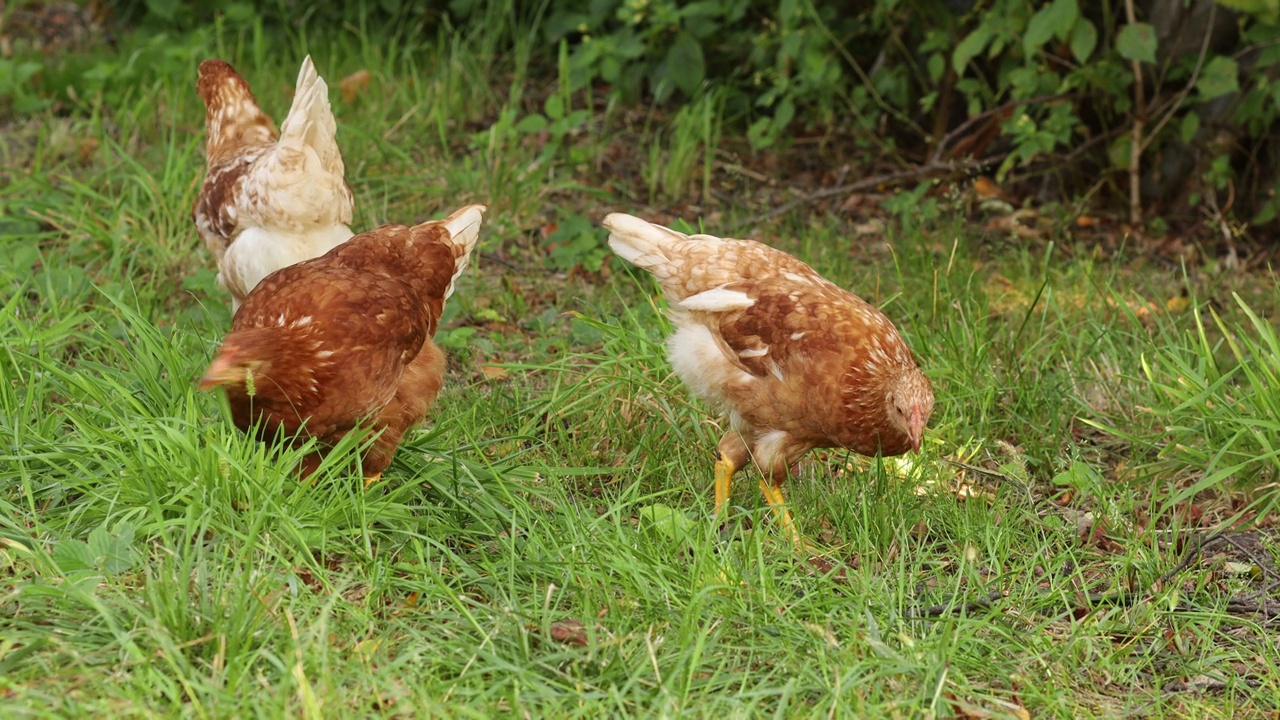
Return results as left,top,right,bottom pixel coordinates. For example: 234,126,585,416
2,10,1280,719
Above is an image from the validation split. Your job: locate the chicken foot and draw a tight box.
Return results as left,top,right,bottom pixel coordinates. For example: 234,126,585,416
757,479,805,549
713,454,737,516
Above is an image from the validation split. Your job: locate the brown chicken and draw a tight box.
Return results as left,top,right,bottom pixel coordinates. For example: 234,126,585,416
198,205,486,483
603,213,934,546
194,55,354,311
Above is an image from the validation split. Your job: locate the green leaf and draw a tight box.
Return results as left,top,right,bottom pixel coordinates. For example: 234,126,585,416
1108,133,1132,170
1025,0,1077,56
637,503,696,541
144,0,179,20
1070,19,1097,63
1214,0,1280,24
1051,0,1080,42
927,52,945,84
953,24,993,75
87,523,136,576
747,116,775,150
1116,23,1157,64
544,94,564,120
53,539,95,573
515,114,548,134
1195,56,1239,100
1051,461,1105,493
665,31,706,96
773,96,796,133
1253,195,1279,226
1180,111,1201,144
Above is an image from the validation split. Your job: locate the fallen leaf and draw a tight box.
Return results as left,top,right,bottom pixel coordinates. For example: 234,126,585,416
852,218,885,236
339,69,372,103
1223,561,1261,578
77,138,99,164
946,693,995,719
355,637,382,662
1083,515,1125,553
1165,295,1190,313
479,363,509,380
973,176,1003,200
548,619,588,647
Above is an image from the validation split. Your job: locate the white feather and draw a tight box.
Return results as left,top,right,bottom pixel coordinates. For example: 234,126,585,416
221,224,351,311
679,287,755,313
436,204,487,302
667,323,753,411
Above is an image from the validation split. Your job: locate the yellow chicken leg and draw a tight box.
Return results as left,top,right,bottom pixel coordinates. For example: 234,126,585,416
714,454,737,517
364,472,381,488
758,480,806,548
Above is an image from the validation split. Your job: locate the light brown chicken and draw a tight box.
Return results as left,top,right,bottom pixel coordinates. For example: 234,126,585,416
199,205,485,483
194,55,354,311
604,213,934,546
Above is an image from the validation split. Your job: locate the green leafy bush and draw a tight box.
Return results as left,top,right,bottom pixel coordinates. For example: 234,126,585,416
13,0,1280,233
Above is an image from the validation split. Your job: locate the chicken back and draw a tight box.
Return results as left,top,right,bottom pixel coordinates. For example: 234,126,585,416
199,205,486,481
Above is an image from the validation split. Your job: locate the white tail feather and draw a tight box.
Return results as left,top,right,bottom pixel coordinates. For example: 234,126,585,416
602,212,692,274
437,204,487,301
277,56,342,173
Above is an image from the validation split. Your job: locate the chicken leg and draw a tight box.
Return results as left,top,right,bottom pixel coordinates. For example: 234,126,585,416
758,479,805,549
713,453,736,516
713,449,806,548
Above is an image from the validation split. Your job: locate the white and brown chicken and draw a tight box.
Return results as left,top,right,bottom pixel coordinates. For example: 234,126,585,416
604,213,934,546
193,55,354,311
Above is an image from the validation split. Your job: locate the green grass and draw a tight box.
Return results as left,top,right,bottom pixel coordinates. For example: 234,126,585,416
3,13,1280,719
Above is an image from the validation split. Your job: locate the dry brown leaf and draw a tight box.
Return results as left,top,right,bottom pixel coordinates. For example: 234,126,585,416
548,618,589,647
853,218,885,237
973,176,1003,200
339,69,372,103
479,363,509,380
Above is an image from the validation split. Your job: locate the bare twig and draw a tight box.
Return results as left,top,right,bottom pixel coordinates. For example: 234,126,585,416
907,590,1006,619
1124,0,1145,228
737,153,1007,229
942,459,1031,494
801,0,929,148
1141,2,1216,153
929,93,1073,165
1150,528,1229,591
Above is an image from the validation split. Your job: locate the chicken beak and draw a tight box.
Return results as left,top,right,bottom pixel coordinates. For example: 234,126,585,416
908,405,925,452
198,355,234,391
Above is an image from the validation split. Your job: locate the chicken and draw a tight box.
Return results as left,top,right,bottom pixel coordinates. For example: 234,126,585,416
603,213,934,546
198,205,486,484
193,55,355,311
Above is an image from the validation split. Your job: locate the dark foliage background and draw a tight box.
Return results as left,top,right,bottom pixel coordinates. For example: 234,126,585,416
8,0,1280,235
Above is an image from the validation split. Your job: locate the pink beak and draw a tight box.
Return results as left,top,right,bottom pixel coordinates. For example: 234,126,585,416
908,406,925,452
197,354,232,391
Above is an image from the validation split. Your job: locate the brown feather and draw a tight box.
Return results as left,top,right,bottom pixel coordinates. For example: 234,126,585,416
604,212,934,488
200,206,486,480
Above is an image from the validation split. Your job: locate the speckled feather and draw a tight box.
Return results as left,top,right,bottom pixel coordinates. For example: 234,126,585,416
208,205,485,479
603,212,933,483
193,56,354,309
